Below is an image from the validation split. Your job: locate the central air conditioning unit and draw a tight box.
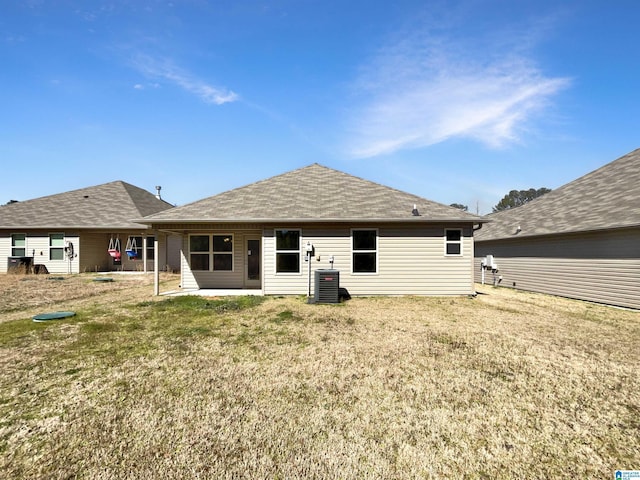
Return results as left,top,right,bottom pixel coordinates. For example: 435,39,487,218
314,269,340,304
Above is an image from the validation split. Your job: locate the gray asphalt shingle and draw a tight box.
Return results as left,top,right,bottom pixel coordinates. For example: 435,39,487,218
143,164,484,223
476,148,640,241
0,181,173,229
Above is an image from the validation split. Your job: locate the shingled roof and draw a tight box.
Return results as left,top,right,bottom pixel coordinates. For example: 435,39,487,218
476,148,640,241
0,181,173,230
143,164,483,224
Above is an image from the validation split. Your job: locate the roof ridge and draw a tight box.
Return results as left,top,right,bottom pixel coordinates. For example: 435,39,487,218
303,163,484,218
0,180,172,229
3,180,125,204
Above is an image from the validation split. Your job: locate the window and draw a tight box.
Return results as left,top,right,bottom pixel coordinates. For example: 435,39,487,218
127,236,155,260
352,229,377,273
190,235,210,271
213,235,233,271
146,236,155,260
275,229,300,273
445,229,462,255
49,233,65,260
11,233,26,256
188,234,234,271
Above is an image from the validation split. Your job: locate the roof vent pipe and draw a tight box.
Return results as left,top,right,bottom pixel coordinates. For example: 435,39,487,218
155,186,162,200
412,204,420,216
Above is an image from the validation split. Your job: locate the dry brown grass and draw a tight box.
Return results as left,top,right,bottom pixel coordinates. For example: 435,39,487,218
0,277,639,479
0,272,180,323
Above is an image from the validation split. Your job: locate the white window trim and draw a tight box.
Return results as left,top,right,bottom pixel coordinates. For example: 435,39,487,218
11,233,27,257
444,228,463,256
212,234,234,272
49,232,65,261
188,234,212,271
351,228,378,275
188,233,235,272
275,228,302,275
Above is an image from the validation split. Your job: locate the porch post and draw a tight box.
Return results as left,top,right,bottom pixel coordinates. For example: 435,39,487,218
154,235,159,296
142,236,148,273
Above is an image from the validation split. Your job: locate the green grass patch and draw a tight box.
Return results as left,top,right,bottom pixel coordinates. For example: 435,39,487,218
81,321,120,334
137,295,266,314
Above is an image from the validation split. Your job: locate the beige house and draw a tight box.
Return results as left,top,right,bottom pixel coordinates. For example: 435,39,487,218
141,164,485,296
475,148,640,310
0,181,180,274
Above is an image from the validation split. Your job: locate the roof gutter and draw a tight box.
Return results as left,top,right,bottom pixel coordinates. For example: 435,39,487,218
476,223,640,243
0,224,154,230
137,217,488,225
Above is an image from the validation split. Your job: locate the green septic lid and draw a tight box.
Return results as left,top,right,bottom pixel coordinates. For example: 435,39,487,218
33,311,76,322
93,277,114,282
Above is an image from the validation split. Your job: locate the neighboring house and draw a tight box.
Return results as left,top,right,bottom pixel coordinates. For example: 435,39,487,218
141,164,485,296
475,148,640,310
0,181,180,274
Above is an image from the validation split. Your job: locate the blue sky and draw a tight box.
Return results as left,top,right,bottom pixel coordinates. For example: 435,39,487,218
1,0,639,214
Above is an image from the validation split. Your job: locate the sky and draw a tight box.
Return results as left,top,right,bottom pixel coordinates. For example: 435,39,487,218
1,0,639,214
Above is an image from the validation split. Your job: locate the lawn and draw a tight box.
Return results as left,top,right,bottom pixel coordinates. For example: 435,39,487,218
0,274,639,479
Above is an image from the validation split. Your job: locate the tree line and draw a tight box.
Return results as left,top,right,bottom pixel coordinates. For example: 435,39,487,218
450,187,551,214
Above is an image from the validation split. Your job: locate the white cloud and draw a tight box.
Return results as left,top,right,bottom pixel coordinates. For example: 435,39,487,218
346,23,570,158
131,54,238,105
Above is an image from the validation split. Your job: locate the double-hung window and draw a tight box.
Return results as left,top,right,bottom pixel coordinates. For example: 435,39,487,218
49,233,65,260
352,229,377,273
190,235,210,271
213,235,233,271
146,236,155,260
445,229,463,255
275,229,300,273
11,233,26,256
189,234,234,271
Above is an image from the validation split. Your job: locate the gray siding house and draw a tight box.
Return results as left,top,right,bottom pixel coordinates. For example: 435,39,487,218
0,181,180,274
142,164,485,296
475,148,640,310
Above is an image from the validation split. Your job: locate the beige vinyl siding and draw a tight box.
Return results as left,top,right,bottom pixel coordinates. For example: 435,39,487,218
0,231,80,274
0,231,161,275
264,224,475,296
181,229,262,290
475,228,640,309
80,233,115,272
180,238,195,289
0,234,10,273
263,227,306,294
166,234,182,272
78,232,168,273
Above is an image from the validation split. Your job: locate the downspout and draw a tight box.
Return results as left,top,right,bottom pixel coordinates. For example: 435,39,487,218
154,234,159,296
472,223,483,293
